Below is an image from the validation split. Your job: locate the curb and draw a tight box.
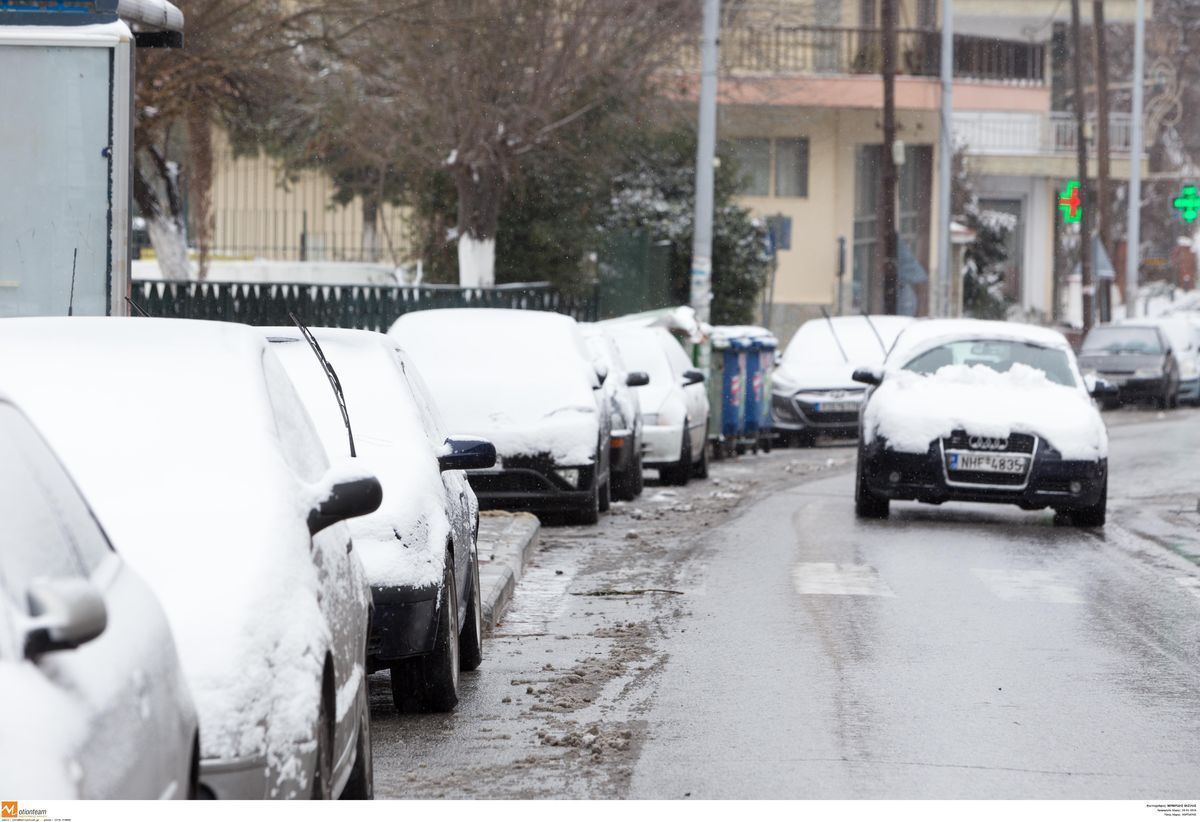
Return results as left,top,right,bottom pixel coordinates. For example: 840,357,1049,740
475,511,541,634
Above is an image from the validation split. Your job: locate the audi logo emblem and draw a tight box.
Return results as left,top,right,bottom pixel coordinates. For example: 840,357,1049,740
968,436,1008,451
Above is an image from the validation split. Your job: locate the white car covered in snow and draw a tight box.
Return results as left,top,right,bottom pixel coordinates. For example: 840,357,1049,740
606,326,710,485
852,319,1111,526
0,394,198,799
581,324,650,501
390,308,612,524
771,315,914,446
266,327,494,714
0,319,380,799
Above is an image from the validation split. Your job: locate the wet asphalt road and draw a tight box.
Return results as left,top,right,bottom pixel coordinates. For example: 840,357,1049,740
370,408,1200,799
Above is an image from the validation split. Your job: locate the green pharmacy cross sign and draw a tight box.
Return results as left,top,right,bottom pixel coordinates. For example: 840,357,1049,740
1057,181,1082,224
1174,185,1200,223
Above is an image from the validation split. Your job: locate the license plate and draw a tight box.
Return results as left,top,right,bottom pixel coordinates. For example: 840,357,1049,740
814,401,858,413
947,452,1029,474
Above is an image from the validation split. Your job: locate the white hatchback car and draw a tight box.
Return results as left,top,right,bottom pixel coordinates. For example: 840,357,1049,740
266,327,493,714
607,326,710,485
0,318,379,800
0,395,197,799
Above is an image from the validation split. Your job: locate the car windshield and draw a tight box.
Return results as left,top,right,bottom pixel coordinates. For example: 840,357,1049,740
610,331,674,385
903,339,1077,387
1082,326,1163,355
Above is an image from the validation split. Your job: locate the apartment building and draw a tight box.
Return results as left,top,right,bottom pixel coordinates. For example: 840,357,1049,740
716,0,1149,341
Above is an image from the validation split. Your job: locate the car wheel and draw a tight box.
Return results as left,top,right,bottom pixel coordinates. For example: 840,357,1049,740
599,473,611,513
659,422,692,486
390,550,460,712
1170,386,1180,409
789,431,815,448
572,481,601,525
1157,387,1170,410
310,686,334,799
692,429,710,479
1071,480,1107,528
459,553,484,672
614,452,644,501
340,687,373,799
854,456,889,519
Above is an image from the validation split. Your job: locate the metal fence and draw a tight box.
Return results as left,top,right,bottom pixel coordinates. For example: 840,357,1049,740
130,280,599,331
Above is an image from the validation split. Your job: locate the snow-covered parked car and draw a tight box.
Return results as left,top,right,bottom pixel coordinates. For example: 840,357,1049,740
853,319,1111,526
265,326,494,713
1077,322,1181,409
771,315,914,446
390,309,612,524
0,318,380,799
0,394,198,799
606,326,710,485
581,324,650,501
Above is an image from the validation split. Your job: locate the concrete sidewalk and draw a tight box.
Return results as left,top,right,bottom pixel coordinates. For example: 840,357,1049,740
475,511,540,633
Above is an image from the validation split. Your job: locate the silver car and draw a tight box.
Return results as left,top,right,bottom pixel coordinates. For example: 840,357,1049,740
0,395,198,799
0,318,379,799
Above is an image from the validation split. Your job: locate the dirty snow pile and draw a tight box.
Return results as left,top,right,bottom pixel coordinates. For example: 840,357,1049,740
864,363,1108,460
390,309,600,465
269,328,454,589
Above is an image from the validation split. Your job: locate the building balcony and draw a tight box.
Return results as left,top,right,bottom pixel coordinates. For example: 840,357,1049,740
954,111,1134,156
690,25,1045,86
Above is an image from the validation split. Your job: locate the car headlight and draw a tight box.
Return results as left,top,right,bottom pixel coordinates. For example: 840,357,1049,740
1134,367,1163,378
643,412,672,426
555,468,581,488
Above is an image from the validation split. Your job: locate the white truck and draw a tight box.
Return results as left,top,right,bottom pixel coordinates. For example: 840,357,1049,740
0,0,182,318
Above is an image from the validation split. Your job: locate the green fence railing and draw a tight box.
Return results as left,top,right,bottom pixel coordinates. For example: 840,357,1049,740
130,279,598,331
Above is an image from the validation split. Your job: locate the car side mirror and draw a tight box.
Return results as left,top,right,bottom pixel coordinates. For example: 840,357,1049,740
1089,377,1119,400
625,371,650,387
852,366,883,386
682,368,705,386
439,437,497,472
308,466,383,536
23,578,107,659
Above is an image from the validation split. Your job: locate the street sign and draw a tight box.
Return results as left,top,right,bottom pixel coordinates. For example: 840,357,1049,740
1173,185,1200,223
1057,181,1082,224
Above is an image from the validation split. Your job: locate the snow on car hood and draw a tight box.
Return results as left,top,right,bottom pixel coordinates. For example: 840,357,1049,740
772,360,863,393
268,329,452,589
864,364,1108,460
390,309,600,465
0,319,334,772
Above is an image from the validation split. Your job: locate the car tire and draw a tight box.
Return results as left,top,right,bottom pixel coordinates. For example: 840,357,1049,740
789,431,815,448
310,686,333,799
692,429,710,479
614,452,644,501
340,689,373,799
390,551,460,713
459,554,484,672
659,422,692,486
1071,480,1107,528
599,474,611,513
854,458,889,519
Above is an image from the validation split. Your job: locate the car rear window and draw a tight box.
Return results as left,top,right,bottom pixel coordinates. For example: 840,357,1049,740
903,339,1077,387
1082,326,1163,355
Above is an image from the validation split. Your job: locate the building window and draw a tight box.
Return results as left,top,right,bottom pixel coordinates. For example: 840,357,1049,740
774,138,809,198
731,138,770,196
730,137,809,198
859,0,876,26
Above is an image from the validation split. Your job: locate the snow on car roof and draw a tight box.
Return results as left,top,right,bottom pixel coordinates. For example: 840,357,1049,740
389,309,599,464
887,319,1072,367
266,327,450,589
0,317,332,764
782,315,914,367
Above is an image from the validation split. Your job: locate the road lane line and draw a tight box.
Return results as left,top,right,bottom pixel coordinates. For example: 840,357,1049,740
792,562,896,597
971,568,1083,604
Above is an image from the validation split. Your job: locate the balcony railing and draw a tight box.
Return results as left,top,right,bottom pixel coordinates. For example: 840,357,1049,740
700,26,1044,85
954,111,1135,156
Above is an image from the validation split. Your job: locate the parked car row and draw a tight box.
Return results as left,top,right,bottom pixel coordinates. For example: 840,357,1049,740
1,308,712,799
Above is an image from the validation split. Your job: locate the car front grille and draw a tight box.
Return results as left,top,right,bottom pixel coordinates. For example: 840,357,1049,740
940,430,1036,487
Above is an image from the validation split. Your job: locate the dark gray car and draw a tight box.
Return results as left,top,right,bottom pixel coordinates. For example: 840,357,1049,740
1077,324,1180,409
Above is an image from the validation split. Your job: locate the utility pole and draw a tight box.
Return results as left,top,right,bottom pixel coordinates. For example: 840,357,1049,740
691,0,720,364
1093,0,1112,322
880,0,899,315
1071,0,1094,330
937,0,953,317
1126,0,1145,318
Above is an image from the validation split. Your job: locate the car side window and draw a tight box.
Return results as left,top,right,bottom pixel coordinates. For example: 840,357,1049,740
0,404,93,607
262,350,331,483
392,348,448,446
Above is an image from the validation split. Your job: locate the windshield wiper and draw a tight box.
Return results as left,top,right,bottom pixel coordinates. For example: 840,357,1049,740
820,307,849,364
860,311,887,357
289,311,356,458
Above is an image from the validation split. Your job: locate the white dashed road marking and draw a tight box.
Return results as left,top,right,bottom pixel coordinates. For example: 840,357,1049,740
1175,577,1200,599
971,568,1083,604
792,562,896,597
